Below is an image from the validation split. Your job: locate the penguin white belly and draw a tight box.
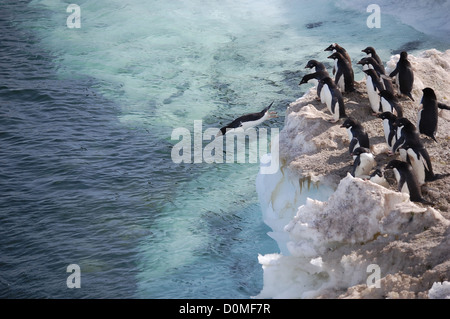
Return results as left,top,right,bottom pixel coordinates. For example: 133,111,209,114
337,74,345,92
380,97,391,113
370,175,389,188
407,149,426,186
331,100,340,122
355,153,376,178
240,113,268,131
382,119,391,145
366,77,380,113
322,84,333,114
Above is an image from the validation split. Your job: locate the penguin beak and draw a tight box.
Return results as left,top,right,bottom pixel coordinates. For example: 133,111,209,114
327,55,333,59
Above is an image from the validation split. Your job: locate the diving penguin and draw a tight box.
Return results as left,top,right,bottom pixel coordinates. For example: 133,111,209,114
217,102,277,136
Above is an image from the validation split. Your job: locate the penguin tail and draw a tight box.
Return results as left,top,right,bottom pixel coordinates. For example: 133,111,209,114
406,93,415,101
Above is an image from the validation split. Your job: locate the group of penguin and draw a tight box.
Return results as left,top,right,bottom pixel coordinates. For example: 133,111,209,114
217,42,448,205
298,43,450,205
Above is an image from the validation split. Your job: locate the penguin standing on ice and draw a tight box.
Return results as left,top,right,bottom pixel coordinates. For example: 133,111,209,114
389,51,415,101
392,117,420,161
351,147,376,179
392,117,445,185
385,160,433,205
363,69,384,114
300,60,331,101
362,46,385,73
319,77,347,123
378,112,398,154
327,52,355,93
340,117,370,155
325,43,352,75
217,102,277,136
379,90,403,117
417,87,450,142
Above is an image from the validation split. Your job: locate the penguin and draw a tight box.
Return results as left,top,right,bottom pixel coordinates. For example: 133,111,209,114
363,69,384,114
319,77,347,123
351,147,376,179
399,139,448,185
399,140,432,186
392,117,444,184
299,71,330,101
362,46,385,73
392,117,420,161
327,52,355,93
389,51,415,101
340,117,370,155
385,160,432,205
378,112,398,154
217,102,277,136
369,169,390,188
324,43,352,75
417,87,450,142
379,90,404,117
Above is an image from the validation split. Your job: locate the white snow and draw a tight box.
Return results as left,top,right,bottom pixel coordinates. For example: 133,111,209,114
428,281,450,299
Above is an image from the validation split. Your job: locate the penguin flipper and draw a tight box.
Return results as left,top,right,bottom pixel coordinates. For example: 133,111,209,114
349,138,358,155
389,66,399,78
438,103,450,110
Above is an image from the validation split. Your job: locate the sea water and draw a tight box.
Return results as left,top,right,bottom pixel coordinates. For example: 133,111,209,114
0,0,448,298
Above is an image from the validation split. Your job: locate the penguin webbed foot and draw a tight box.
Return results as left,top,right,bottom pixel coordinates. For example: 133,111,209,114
268,111,278,119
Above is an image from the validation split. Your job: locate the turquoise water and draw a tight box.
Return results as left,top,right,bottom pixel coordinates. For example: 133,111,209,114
1,0,448,298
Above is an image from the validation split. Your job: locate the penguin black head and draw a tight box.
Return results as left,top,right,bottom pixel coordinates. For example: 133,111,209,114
305,60,319,69
422,87,437,100
351,147,370,156
378,111,397,121
357,57,368,65
400,51,408,60
385,159,406,170
324,43,337,52
327,52,340,60
370,168,383,178
395,117,416,130
340,117,358,129
362,47,376,54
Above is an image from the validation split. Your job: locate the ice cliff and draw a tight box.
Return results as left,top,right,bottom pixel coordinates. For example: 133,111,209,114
256,49,450,299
